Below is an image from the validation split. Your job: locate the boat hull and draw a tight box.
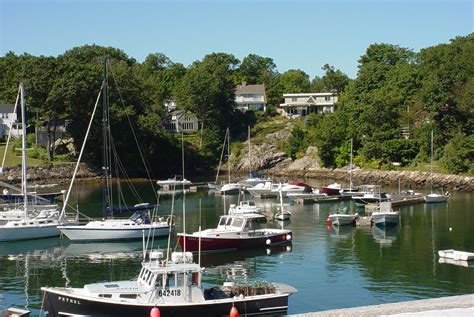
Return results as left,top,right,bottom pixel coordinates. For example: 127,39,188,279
328,215,357,226
58,224,172,242
41,287,290,317
177,230,292,252
424,194,449,203
352,197,389,207
371,213,399,227
321,187,341,196
0,223,60,241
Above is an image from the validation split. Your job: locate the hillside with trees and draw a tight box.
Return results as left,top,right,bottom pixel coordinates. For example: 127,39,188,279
0,33,472,178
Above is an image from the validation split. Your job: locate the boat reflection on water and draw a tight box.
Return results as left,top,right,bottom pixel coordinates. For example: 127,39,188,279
327,224,356,240
372,225,399,247
199,243,293,268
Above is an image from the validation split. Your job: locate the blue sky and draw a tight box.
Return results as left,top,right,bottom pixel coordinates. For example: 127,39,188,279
0,0,472,79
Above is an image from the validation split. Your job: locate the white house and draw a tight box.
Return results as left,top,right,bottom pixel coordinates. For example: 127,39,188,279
235,82,266,112
0,104,22,139
164,110,199,133
278,92,338,117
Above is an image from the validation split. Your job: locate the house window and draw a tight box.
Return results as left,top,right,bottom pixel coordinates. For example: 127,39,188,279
325,96,331,101
291,97,297,102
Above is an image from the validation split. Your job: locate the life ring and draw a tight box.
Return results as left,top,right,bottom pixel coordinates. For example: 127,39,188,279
166,215,174,226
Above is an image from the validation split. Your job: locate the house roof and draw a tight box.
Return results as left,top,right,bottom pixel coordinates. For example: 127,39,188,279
283,92,336,97
0,104,15,113
235,83,266,96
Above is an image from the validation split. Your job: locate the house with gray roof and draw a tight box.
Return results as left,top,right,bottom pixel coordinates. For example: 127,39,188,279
235,82,267,112
278,92,338,117
164,110,199,133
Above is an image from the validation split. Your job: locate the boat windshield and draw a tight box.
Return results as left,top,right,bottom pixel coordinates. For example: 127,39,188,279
232,218,244,228
218,217,227,226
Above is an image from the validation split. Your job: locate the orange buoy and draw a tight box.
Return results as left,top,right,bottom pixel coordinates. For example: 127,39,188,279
150,306,160,317
230,306,239,317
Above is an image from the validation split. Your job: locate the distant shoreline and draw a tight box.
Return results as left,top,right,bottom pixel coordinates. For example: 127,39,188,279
0,164,472,192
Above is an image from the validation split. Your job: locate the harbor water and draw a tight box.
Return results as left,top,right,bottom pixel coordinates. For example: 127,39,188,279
0,180,473,315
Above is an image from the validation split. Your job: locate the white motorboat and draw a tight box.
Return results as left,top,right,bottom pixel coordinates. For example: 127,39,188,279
424,192,450,203
220,182,242,195
41,251,297,316
438,249,474,261
228,200,266,222
247,181,279,198
156,176,192,189
371,202,399,227
274,181,313,197
327,211,359,226
352,184,390,206
275,210,291,221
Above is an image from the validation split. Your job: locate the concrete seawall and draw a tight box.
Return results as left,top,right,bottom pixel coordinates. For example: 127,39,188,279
290,294,474,316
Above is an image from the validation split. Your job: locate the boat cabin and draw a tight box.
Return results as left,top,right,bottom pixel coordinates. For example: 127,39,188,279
83,252,205,303
216,215,253,233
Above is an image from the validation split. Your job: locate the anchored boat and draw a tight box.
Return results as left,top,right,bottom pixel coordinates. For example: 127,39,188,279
41,250,297,317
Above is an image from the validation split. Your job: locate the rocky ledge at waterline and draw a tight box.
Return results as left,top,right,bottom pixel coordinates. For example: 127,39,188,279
232,145,473,192
0,164,99,185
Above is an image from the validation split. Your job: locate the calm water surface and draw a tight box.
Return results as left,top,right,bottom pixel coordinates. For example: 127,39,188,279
0,180,473,315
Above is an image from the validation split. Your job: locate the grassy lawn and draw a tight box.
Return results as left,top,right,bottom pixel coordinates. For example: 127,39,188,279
0,144,45,168
0,143,75,168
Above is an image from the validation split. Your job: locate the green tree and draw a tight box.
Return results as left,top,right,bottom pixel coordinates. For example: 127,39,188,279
174,53,238,131
441,133,473,174
279,69,311,93
311,64,350,93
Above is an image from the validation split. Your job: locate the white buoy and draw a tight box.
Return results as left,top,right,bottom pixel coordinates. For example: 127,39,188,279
266,239,271,245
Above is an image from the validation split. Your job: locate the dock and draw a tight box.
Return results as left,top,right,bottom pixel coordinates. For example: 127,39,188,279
290,294,474,316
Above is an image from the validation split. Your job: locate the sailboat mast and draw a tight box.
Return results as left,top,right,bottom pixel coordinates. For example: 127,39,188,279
349,138,353,189
19,83,28,216
102,58,112,217
227,128,231,184
248,125,251,174
430,130,434,193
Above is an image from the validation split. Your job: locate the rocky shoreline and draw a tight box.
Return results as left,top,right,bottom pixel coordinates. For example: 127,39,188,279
269,167,473,192
0,163,472,192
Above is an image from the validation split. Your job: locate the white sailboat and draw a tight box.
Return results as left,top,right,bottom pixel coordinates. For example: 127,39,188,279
0,84,64,242
58,59,172,242
424,130,450,203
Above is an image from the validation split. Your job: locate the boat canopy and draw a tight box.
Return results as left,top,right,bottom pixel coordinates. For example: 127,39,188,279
105,203,156,216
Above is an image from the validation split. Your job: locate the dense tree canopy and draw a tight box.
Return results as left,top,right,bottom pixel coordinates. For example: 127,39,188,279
0,33,472,176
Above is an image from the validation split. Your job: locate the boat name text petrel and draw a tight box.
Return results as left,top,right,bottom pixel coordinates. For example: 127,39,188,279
57,296,82,305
